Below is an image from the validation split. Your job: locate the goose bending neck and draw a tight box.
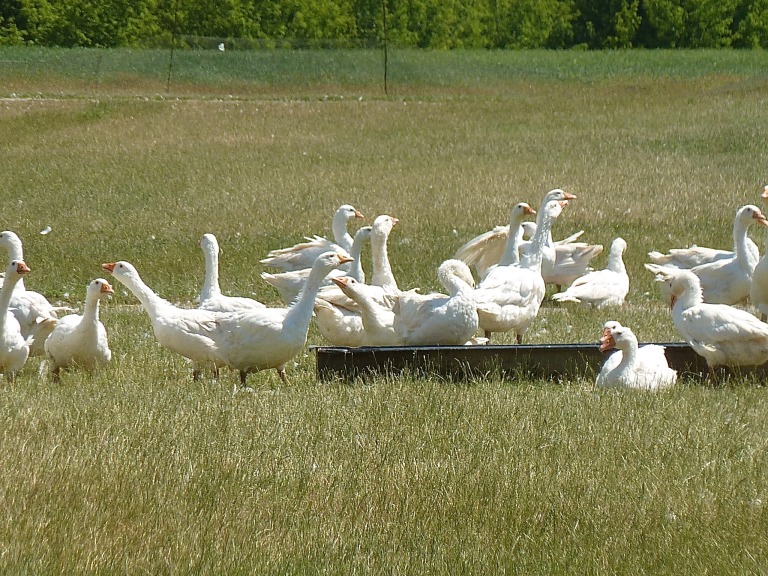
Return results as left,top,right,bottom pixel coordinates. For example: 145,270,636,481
119,270,170,321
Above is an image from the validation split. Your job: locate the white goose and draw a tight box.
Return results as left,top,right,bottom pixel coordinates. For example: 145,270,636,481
0,260,31,382
596,321,677,390
44,278,113,381
199,233,266,312
647,205,768,305
102,261,225,380
654,268,768,376
330,276,399,345
473,199,564,343
552,237,629,308
260,204,364,271
212,251,353,386
392,259,479,345
0,230,66,355
313,215,400,345
262,225,372,305
455,189,576,280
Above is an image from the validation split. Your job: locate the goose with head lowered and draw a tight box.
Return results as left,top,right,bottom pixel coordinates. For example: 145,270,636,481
653,267,768,379
44,278,113,381
0,260,32,382
198,233,265,312
596,321,677,390
392,259,479,345
0,230,69,355
647,204,767,305
212,250,353,387
102,261,225,380
260,204,364,272
473,199,564,343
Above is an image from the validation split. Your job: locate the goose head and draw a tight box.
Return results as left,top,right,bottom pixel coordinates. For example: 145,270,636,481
5,259,30,279
542,188,577,206
371,215,399,240
599,324,637,353
89,278,114,299
336,204,365,222
199,233,220,254
438,259,476,289
330,275,362,298
315,251,354,272
738,204,768,227
101,261,140,282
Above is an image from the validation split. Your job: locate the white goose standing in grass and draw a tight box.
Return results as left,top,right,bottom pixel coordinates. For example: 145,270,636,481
473,199,564,343
654,268,768,378
551,237,629,308
102,261,225,380
0,260,31,382
262,225,372,305
596,321,677,390
392,259,479,345
198,233,265,312
647,205,768,305
0,230,66,355
260,204,364,271
212,250,353,387
44,278,113,381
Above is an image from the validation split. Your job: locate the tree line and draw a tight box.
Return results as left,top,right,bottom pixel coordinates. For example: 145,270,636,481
2,0,768,49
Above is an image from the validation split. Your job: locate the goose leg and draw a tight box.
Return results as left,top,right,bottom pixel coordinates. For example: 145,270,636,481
484,330,492,342
278,367,290,385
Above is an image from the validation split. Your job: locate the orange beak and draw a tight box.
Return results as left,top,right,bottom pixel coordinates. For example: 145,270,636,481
337,254,354,265
354,210,364,219
101,282,114,294
599,330,615,352
101,262,116,273
524,206,537,216
16,262,30,274
563,192,577,200
331,276,349,288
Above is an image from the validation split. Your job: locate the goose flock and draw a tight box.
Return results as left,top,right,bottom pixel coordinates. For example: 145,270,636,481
3,186,768,389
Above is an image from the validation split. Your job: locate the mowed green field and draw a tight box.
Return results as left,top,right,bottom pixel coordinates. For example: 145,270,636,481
1,48,768,573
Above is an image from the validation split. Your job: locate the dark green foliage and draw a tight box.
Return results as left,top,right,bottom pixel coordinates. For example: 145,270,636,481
3,0,768,48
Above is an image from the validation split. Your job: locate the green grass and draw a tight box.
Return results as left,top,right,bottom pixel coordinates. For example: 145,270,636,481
1,47,768,573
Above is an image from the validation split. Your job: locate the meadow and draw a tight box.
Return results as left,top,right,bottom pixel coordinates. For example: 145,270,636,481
1,47,767,573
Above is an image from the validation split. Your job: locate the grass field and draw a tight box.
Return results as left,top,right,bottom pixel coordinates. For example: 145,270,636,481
1,47,768,573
